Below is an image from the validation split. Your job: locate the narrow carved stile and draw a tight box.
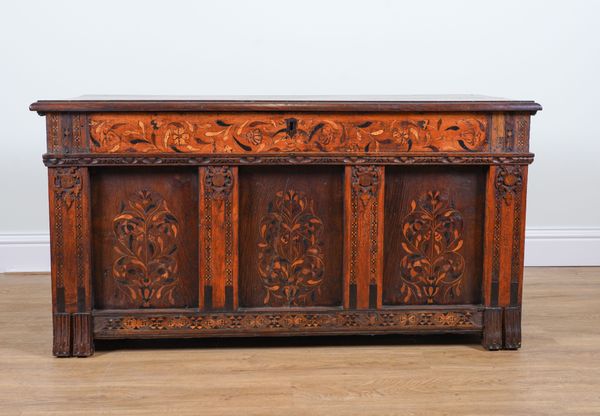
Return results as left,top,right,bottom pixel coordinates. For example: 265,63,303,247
398,191,465,305
112,190,180,308
345,166,384,309
200,166,237,310
49,165,92,356
484,164,527,349
257,190,325,306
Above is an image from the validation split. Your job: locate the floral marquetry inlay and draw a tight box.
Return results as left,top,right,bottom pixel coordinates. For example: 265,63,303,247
112,190,180,308
89,113,488,154
96,310,480,334
398,191,465,304
257,190,325,306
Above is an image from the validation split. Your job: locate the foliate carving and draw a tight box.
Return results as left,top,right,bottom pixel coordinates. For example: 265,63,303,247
112,190,180,308
44,154,535,167
89,114,488,153
349,166,382,288
202,166,235,290
496,166,523,205
53,167,82,208
97,310,480,334
351,165,380,206
257,190,325,306
51,167,87,311
204,166,233,199
399,191,465,304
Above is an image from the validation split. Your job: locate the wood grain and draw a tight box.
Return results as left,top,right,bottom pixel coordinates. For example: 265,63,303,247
238,166,344,308
36,99,540,355
383,166,485,306
30,95,543,113
91,168,199,310
0,267,597,415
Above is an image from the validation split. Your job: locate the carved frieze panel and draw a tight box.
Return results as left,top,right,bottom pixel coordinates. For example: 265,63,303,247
88,113,488,154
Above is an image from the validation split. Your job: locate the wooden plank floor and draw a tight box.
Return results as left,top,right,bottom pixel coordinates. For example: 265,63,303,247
0,267,599,415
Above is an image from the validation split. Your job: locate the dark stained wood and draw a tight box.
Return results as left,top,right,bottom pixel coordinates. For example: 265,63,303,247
43,152,535,167
383,166,485,306
90,167,199,310
35,96,540,356
482,307,503,350
93,306,483,338
30,95,542,114
238,166,344,308
48,164,93,357
72,313,94,357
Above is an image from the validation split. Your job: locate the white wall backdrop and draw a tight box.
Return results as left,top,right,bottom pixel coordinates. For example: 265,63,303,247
1,0,599,271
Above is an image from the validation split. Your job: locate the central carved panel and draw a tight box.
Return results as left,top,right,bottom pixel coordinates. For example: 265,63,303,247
257,189,325,306
239,166,343,308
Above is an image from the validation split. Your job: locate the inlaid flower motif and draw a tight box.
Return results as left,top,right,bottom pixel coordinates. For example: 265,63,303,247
257,190,325,306
398,191,465,304
245,128,263,145
112,190,180,308
164,124,190,146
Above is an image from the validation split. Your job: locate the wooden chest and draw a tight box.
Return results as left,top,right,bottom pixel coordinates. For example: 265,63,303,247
30,95,541,356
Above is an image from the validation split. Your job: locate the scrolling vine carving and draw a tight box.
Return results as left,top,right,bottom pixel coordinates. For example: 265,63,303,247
112,190,180,308
89,114,488,153
399,191,465,304
257,190,325,306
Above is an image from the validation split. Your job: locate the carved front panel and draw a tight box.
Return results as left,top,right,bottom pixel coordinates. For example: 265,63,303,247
383,166,485,305
88,113,489,154
111,190,180,308
91,168,199,309
239,166,343,308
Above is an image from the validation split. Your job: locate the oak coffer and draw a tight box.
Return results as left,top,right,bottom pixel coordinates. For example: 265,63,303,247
30,95,541,357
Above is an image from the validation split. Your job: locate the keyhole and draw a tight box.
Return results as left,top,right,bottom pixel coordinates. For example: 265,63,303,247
285,118,298,138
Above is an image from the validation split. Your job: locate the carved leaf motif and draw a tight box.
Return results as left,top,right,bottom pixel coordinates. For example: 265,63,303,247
257,190,325,306
89,114,488,153
112,190,179,308
54,167,82,208
399,191,465,304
